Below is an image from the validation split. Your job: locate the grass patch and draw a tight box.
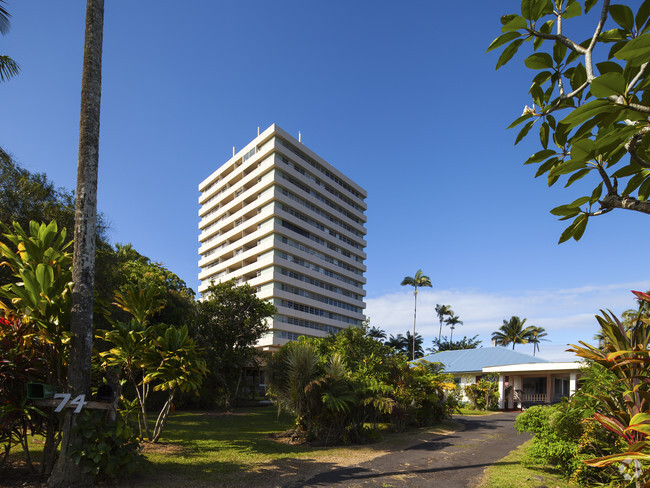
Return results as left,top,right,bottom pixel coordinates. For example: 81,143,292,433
4,408,463,488
478,439,579,488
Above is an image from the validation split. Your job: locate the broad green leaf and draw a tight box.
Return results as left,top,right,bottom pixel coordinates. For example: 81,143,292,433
609,4,635,31
637,0,650,30
571,137,594,160
550,160,586,178
638,176,650,200
622,170,650,195
608,40,627,59
560,99,611,128
534,19,555,50
550,204,581,216
596,61,623,74
570,63,588,92
585,0,598,13
525,149,557,164
565,168,591,187
563,0,582,19
572,213,588,240
496,39,525,69
530,82,545,106
507,112,534,129
615,33,650,65
558,215,581,243
554,123,569,146
568,196,591,208
501,15,527,32
591,182,603,202
553,41,567,63
522,0,551,20
515,120,535,144
546,114,556,129
532,70,553,85
536,157,560,177
590,72,626,97
525,52,554,69
487,31,522,52
540,122,550,148
598,28,627,42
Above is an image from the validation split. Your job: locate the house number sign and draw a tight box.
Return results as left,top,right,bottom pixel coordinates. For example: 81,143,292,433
53,393,88,413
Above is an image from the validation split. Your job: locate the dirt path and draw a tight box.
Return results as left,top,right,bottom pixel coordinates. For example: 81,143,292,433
283,412,530,488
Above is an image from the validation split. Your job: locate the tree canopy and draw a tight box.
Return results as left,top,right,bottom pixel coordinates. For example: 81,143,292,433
489,0,650,243
191,280,276,410
492,316,535,349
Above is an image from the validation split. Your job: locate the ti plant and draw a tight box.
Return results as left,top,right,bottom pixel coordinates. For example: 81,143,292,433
568,291,650,487
489,0,650,243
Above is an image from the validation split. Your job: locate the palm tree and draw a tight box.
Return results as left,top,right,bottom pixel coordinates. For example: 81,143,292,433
401,270,432,360
528,326,549,356
445,315,463,344
405,331,424,359
386,333,409,355
0,0,20,82
491,316,534,350
367,326,387,341
435,304,453,342
49,1,105,486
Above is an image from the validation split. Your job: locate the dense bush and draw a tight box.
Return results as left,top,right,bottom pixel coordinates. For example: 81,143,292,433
464,376,499,411
515,391,623,486
67,409,144,481
268,327,458,445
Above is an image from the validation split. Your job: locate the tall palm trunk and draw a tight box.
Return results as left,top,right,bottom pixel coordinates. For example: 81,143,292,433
48,1,104,486
412,288,417,361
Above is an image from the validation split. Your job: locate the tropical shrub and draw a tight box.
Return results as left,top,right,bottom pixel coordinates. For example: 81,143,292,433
268,327,457,444
0,221,73,475
66,409,144,481
567,290,650,486
464,376,500,411
98,282,207,443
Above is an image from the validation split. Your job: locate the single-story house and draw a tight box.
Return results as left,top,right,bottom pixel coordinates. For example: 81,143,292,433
417,347,582,410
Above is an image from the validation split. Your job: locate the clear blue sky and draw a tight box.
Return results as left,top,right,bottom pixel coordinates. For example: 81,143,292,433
2,1,648,360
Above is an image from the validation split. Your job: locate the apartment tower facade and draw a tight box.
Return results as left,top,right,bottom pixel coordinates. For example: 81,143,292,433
198,124,367,350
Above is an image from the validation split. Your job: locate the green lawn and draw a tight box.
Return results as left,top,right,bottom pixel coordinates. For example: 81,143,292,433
5,408,579,488
478,439,579,488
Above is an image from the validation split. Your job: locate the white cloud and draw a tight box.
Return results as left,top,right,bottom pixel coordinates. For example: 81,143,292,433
365,280,650,360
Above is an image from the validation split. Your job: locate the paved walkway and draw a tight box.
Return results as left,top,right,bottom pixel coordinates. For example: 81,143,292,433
288,412,530,488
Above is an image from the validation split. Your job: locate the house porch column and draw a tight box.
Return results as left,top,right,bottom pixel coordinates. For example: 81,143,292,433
569,372,577,396
498,374,505,410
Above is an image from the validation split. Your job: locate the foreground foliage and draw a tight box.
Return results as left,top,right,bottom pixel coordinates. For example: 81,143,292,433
517,291,650,487
490,0,650,242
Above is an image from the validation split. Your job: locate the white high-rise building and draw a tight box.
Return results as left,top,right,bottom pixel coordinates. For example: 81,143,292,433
198,124,367,350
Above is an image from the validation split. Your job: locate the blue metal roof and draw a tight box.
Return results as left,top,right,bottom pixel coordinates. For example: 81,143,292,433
417,347,549,374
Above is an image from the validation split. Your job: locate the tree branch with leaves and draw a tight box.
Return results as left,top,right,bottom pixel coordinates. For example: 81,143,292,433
489,0,650,243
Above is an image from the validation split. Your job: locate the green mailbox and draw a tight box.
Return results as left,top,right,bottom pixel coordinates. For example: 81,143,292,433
26,382,56,400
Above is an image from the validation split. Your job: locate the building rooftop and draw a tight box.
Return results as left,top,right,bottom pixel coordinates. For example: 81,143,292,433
417,347,549,374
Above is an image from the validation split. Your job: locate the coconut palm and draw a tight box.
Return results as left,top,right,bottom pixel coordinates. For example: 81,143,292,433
0,0,20,82
435,304,453,342
528,326,549,356
491,316,534,350
401,270,432,360
445,315,463,344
